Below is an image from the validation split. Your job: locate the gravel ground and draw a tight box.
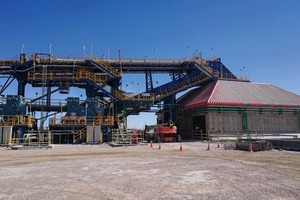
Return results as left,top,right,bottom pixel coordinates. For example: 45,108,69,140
0,142,300,200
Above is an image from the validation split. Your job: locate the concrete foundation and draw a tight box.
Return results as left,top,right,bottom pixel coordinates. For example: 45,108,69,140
266,139,300,151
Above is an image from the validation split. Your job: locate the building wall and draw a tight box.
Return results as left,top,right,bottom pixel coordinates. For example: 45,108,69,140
206,112,299,134
247,113,298,132
179,107,300,139
206,112,242,133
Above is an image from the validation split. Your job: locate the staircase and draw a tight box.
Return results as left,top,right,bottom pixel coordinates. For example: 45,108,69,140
28,69,156,102
77,70,156,102
117,113,128,136
193,59,215,77
91,60,121,78
112,113,133,144
153,73,211,101
77,70,124,101
73,118,102,144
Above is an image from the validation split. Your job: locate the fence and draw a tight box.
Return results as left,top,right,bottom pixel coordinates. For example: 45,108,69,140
192,129,299,141
111,129,144,144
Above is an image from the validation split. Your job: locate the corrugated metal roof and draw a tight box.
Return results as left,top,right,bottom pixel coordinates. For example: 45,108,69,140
179,80,300,109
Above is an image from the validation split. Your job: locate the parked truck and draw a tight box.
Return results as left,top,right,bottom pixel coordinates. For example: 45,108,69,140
145,120,181,142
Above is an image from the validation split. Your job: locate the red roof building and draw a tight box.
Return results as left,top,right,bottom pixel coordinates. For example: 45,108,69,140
176,80,300,140
178,80,300,109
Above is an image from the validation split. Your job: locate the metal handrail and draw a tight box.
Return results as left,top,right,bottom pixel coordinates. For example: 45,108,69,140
93,59,122,77
0,115,33,127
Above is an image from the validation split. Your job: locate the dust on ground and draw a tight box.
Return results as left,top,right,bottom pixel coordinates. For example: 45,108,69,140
0,142,299,200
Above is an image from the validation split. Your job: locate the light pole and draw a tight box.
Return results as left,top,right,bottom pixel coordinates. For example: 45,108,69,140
107,46,110,61
144,56,148,62
154,48,157,64
90,43,93,58
187,46,189,60
49,43,52,54
83,45,86,59
85,103,88,125
195,49,198,59
21,44,24,54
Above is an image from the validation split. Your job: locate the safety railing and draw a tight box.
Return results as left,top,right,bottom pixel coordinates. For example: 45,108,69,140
28,98,67,107
99,116,114,126
51,116,114,126
155,74,210,100
77,70,125,100
111,129,144,144
28,70,109,82
220,73,238,81
73,116,106,142
77,70,108,85
7,131,51,146
109,59,184,66
93,59,122,77
193,59,214,74
0,60,18,67
124,93,156,102
0,115,34,127
28,69,156,102
78,70,156,102
73,127,87,142
9,137,50,146
192,130,211,140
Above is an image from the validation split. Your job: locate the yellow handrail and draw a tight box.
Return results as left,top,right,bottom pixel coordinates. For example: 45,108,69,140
0,115,34,127
155,74,210,100
93,59,122,77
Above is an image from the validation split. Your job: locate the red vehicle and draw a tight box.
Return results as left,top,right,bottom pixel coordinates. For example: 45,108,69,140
145,121,181,142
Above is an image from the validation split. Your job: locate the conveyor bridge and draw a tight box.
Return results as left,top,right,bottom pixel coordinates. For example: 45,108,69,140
0,53,244,138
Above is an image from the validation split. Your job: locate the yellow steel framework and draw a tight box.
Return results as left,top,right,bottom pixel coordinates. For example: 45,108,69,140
93,59,122,77
28,69,157,102
72,115,115,143
0,115,34,127
155,74,211,100
51,115,114,127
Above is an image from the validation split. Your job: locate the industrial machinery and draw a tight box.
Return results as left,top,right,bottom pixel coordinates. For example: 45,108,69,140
0,52,240,145
145,120,181,142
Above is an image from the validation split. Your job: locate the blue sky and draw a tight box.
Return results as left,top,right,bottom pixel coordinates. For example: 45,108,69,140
0,0,299,128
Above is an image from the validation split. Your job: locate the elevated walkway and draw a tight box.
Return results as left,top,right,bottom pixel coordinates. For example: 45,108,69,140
28,69,156,102
0,115,34,128
154,73,211,101
1,54,242,121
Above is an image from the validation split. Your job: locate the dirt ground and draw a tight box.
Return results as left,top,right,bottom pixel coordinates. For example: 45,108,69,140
0,142,300,200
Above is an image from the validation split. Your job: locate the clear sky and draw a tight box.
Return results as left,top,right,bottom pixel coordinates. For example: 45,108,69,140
0,0,299,128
